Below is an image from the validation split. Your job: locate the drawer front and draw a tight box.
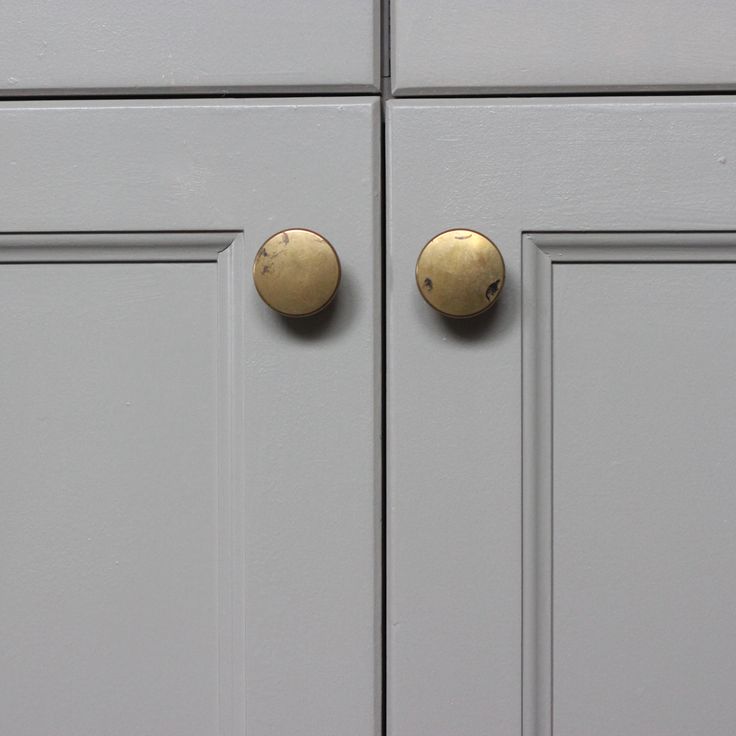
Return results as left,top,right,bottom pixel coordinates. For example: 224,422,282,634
0,99,381,736
387,97,736,735
0,1,379,93
392,1,736,95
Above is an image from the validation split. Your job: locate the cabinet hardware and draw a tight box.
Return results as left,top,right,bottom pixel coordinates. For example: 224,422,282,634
253,228,341,317
415,229,505,318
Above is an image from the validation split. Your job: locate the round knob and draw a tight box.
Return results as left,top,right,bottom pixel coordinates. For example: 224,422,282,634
415,229,505,318
253,229,341,317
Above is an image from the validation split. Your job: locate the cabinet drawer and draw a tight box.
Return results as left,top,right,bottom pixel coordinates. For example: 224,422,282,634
0,1,379,93
0,99,381,736
392,2,736,95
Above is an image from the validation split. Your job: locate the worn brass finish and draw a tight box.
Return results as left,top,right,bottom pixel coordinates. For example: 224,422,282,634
415,229,505,318
253,229,341,317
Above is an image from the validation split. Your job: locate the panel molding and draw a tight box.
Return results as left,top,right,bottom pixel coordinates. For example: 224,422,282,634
0,232,238,262
521,232,736,736
0,231,247,734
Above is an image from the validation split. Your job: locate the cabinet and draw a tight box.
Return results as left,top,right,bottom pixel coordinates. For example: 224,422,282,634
0,99,381,736
391,1,736,95
4,5,736,736
387,97,736,735
0,1,380,93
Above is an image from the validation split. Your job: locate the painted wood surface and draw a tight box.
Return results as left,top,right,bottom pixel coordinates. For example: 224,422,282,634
524,234,736,736
0,1,380,93
0,100,381,736
387,98,736,735
392,1,736,95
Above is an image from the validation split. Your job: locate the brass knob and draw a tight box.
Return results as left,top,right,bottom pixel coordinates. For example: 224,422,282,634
253,229,341,317
415,229,505,318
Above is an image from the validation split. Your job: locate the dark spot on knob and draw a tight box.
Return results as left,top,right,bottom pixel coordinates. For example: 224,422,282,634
423,277,433,291
486,280,500,300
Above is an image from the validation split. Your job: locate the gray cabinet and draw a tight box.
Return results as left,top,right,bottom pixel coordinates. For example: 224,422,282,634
0,0,380,93
0,99,381,736
4,5,736,735
391,1,736,95
387,97,736,735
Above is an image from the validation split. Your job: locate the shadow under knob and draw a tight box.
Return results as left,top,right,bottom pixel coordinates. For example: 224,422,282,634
253,229,341,317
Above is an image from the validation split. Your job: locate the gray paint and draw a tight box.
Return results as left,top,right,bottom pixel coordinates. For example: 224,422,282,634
554,259,736,735
523,233,736,736
0,1,380,93
392,1,736,95
0,100,381,735
387,98,736,735
1,257,221,735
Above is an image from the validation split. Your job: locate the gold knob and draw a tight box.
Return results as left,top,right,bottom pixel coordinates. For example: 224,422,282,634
253,229,341,317
415,229,505,318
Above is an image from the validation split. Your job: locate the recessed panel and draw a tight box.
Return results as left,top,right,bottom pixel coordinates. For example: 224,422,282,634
0,261,220,735
552,261,736,734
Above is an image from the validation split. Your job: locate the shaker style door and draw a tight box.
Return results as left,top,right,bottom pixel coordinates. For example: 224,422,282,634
0,0,379,93
0,99,381,736
387,98,736,735
391,2,736,95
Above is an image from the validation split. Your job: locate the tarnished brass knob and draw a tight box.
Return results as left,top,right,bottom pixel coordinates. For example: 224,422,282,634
416,229,505,318
253,229,341,317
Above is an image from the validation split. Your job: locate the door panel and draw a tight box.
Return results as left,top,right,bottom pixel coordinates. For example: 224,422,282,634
387,98,736,735
391,1,736,95
1,254,222,736
525,234,736,736
0,101,381,736
554,260,736,735
0,0,380,93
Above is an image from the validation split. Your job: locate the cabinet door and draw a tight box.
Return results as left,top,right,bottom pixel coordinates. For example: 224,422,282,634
387,98,736,735
391,2,736,95
0,99,380,736
0,1,379,93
